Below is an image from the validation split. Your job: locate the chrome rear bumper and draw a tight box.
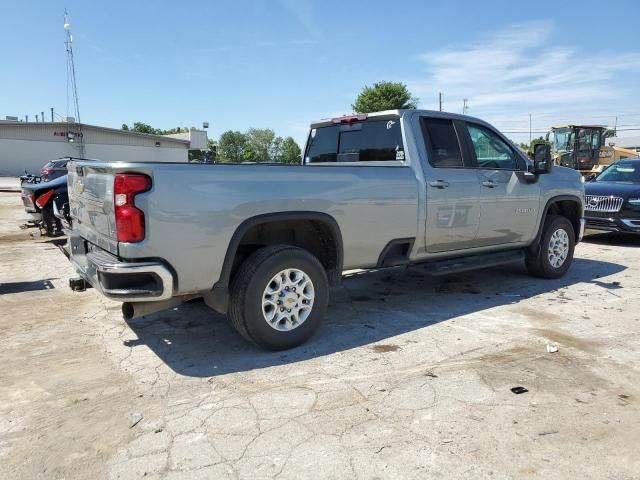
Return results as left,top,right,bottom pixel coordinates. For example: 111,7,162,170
69,238,174,302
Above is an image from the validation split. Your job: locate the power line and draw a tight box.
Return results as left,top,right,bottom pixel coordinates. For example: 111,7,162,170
501,130,549,134
499,128,640,134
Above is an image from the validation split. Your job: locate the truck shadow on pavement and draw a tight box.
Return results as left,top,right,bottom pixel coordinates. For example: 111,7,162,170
0,278,57,295
124,257,624,377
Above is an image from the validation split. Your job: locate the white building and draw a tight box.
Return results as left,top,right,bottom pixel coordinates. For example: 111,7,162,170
0,122,208,176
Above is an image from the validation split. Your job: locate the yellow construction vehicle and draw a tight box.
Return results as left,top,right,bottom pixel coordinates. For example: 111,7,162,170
549,125,638,176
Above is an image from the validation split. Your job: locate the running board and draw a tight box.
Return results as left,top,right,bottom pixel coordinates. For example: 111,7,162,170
424,249,525,276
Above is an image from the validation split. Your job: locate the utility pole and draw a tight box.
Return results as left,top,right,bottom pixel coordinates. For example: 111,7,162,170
64,11,84,156
438,92,443,112
462,98,468,115
529,113,532,147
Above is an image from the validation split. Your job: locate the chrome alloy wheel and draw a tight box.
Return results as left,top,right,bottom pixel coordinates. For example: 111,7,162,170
262,269,315,331
547,228,569,268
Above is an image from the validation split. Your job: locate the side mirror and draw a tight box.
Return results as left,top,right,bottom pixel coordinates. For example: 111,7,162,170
586,173,597,182
531,143,553,174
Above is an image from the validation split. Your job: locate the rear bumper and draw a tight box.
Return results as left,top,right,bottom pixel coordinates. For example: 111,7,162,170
69,237,174,302
585,215,640,234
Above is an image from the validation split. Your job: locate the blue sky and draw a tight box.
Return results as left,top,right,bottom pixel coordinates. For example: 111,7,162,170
2,0,640,145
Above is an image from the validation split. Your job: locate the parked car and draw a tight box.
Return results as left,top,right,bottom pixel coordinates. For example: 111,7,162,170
584,158,640,233
65,109,585,350
21,174,69,236
40,158,71,182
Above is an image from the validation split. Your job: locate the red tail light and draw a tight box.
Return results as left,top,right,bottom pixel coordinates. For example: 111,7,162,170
35,189,55,208
114,174,151,243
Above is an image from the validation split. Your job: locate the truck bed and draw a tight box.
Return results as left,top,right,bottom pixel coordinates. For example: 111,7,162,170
68,161,420,294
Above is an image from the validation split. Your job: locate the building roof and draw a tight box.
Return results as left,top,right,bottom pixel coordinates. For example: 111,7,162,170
0,121,190,145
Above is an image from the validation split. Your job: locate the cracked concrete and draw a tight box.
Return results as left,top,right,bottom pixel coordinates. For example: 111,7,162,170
1,191,640,479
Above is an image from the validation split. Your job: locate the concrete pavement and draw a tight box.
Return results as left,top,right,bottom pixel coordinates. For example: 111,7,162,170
1,191,639,480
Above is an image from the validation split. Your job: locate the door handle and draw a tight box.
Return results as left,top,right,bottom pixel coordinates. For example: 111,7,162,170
482,180,496,188
429,180,450,189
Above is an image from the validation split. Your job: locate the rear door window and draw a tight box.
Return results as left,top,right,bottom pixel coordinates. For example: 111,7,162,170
306,119,404,163
421,118,464,168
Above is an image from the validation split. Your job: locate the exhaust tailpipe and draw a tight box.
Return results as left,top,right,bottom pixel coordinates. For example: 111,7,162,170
122,295,199,321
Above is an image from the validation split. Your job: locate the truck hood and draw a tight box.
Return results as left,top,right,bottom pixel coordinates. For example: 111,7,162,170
585,181,640,198
551,164,583,182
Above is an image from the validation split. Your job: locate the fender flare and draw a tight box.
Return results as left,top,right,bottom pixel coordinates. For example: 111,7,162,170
530,195,583,252
205,211,344,313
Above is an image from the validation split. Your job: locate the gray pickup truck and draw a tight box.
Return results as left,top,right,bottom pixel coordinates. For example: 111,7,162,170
67,110,585,350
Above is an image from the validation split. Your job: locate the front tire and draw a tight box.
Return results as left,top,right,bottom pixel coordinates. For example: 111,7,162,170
526,215,575,279
228,245,329,350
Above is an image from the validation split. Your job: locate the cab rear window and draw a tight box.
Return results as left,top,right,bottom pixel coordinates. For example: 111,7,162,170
306,120,404,163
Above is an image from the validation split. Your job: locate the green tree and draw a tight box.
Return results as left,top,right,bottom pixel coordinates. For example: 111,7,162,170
281,137,302,164
352,81,418,113
530,136,546,151
121,122,193,135
518,136,546,153
246,128,276,162
162,126,189,135
242,145,259,163
269,136,284,163
130,122,163,135
206,139,217,163
218,130,247,163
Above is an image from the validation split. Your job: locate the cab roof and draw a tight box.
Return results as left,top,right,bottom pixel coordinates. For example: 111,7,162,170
310,109,489,129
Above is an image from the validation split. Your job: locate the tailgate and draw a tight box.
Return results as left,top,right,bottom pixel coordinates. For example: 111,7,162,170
68,161,119,255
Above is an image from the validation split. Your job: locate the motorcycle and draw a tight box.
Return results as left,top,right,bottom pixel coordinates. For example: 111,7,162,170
19,169,41,185
21,175,70,236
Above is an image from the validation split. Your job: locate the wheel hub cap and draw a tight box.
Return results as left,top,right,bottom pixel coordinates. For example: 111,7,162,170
547,228,569,268
262,268,315,332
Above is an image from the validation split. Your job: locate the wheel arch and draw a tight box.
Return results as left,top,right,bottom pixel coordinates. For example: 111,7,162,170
530,195,583,254
205,212,343,313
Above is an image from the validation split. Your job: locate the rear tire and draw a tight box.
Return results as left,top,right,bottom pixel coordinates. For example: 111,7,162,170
228,245,329,350
526,215,575,279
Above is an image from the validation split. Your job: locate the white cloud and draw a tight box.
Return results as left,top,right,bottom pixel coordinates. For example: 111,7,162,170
410,20,640,136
